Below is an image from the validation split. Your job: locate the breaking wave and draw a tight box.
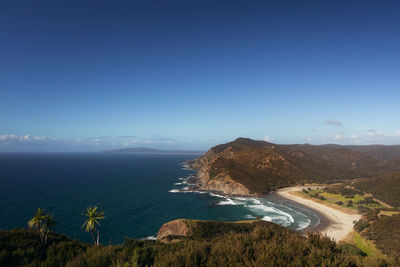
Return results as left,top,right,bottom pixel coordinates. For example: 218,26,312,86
169,174,312,231
216,198,238,205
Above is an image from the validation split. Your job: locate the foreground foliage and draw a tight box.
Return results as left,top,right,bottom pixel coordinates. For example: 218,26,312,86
0,221,397,267
27,208,57,245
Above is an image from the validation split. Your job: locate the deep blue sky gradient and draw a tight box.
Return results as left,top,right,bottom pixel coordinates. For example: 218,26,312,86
1,1,399,151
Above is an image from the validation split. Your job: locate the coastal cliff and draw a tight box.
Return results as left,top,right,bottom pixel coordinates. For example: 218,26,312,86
190,138,400,196
191,146,252,195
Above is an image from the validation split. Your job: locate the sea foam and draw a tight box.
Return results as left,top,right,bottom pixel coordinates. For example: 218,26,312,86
296,218,311,230
169,177,311,230
217,198,237,205
168,189,180,193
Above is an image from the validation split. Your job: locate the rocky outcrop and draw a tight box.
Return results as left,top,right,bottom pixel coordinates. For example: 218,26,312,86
191,146,253,196
157,219,191,243
201,174,251,195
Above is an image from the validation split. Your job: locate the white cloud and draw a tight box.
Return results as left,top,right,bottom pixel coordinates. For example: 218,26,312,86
264,136,271,142
366,129,385,137
0,134,35,142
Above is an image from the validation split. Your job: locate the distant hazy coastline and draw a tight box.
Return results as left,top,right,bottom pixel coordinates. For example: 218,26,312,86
103,147,205,155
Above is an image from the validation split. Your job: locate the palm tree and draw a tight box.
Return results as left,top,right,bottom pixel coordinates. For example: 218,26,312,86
82,206,105,245
28,208,56,244
42,214,57,244
28,208,45,230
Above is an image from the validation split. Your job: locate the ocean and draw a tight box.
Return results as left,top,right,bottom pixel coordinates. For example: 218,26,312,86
0,153,320,244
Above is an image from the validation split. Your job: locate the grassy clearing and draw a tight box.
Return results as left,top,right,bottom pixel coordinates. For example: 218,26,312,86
379,210,400,217
352,232,381,257
302,189,385,210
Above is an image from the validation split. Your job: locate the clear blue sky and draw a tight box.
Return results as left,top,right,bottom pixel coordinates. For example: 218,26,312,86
1,0,399,151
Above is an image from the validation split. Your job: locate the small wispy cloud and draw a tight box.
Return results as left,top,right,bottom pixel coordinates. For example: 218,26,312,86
122,137,176,147
264,136,272,142
0,134,50,143
325,120,343,127
118,135,137,139
366,129,385,137
308,129,400,145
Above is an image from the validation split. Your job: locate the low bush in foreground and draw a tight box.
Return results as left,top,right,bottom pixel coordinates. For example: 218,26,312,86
0,221,398,266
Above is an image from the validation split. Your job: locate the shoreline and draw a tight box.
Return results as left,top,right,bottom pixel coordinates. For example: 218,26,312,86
183,164,359,241
274,186,361,242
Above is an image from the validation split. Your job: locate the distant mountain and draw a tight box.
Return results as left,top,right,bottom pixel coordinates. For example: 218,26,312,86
103,147,204,155
191,138,400,195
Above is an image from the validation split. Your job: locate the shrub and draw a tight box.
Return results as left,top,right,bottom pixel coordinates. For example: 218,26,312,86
357,197,378,205
353,220,371,233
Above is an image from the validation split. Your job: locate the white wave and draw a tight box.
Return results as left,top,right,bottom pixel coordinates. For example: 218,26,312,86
208,193,225,198
262,215,272,222
217,198,238,205
178,177,185,180
172,187,312,230
248,204,295,224
174,182,183,185
168,189,180,193
296,218,311,230
174,189,207,194
143,236,157,240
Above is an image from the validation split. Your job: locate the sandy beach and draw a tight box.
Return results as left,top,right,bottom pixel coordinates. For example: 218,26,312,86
275,186,361,242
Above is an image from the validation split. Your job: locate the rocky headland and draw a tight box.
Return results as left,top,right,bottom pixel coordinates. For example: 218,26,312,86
187,137,400,196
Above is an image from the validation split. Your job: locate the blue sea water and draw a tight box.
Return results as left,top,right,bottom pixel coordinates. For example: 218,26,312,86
0,153,320,244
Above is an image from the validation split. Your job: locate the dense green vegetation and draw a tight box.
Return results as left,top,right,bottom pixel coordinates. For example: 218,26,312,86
0,229,88,266
0,220,397,267
354,172,400,207
195,138,400,195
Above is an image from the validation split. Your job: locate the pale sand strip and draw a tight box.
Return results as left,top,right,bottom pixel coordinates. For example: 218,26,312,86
275,186,361,242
